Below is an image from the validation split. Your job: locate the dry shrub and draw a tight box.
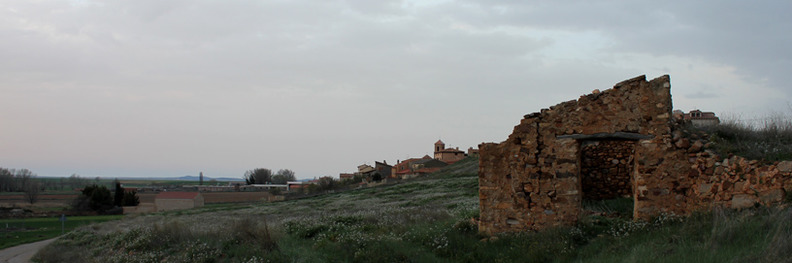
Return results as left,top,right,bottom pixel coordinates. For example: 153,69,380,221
230,216,278,251
764,208,792,262
708,207,746,250
152,219,194,246
702,112,792,162
34,243,87,263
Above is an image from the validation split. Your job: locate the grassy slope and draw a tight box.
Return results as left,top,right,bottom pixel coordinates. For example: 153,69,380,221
0,215,123,249
35,157,792,262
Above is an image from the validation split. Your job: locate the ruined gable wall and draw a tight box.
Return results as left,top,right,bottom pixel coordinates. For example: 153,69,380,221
478,75,677,234
479,74,792,235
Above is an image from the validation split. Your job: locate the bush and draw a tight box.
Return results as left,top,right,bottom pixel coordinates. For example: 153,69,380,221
72,184,115,213
122,191,140,206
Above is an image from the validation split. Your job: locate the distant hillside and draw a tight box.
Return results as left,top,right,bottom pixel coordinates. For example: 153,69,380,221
431,156,479,177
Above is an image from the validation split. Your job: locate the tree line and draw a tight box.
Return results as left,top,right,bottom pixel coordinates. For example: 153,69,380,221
241,167,385,195
243,168,296,185
1,167,130,208
1,168,101,193
0,168,38,192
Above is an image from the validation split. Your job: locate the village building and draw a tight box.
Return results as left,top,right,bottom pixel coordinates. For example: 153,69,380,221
392,155,433,179
286,181,314,191
183,184,236,192
408,158,448,176
467,147,480,156
357,164,375,174
681,109,720,126
240,184,290,192
375,161,393,178
434,140,467,164
154,192,204,212
339,173,355,180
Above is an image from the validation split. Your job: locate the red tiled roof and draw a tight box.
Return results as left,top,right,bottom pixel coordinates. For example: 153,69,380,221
435,140,444,145
395,158,422,168
156,192,200,199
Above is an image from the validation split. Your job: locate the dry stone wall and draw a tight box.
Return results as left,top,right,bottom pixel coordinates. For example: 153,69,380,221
580,140,635,200
669,143,792,211
478,75,792,235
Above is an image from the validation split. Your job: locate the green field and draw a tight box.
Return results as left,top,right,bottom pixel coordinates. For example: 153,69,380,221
0,215,123,249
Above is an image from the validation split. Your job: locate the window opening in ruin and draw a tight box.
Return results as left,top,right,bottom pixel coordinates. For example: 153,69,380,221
580,139,635,201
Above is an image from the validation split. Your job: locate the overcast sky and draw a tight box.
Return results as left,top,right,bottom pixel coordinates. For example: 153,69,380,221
1,0,790,179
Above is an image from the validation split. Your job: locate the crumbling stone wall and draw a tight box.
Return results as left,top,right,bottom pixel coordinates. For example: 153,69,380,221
478,75,792,235
668,141,792,211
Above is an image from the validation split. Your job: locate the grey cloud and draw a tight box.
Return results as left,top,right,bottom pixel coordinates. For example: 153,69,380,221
0,0,787,178
685,91,720,99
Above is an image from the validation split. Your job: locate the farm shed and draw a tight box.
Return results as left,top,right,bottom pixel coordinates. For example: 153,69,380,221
154,192,204,212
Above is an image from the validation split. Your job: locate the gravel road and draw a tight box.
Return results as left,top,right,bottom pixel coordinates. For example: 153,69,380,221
0,239,56,263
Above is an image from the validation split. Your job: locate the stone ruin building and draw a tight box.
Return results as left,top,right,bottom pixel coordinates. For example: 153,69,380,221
478,75,792,234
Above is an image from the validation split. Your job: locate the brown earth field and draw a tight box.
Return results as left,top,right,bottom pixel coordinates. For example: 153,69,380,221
0,194,78,209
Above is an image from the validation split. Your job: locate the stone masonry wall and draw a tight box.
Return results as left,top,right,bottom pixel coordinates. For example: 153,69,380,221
478,75,673,234
664,133,792,212
478,74,792,235
580,140,635,200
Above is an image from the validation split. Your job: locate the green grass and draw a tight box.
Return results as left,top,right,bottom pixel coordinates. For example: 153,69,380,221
573,207,792,263
32,156,792,262
692,115,792,162
0,215,123,249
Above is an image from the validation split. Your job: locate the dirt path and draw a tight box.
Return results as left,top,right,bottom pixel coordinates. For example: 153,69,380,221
0,238,56,263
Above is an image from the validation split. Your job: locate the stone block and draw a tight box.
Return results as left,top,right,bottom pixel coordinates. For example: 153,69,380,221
778,161,792,173
674,138,690,149
759,189,784,204
734,181,746,191
698,183,713,194
688,140,704,153
731,194,757,209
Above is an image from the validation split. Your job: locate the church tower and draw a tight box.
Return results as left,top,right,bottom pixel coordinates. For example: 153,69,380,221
434,140,445,159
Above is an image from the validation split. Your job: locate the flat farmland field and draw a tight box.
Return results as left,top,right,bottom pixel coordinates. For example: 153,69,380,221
137,191,271,204
202,192,272,203
1,191,271,211
0,194,78,208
